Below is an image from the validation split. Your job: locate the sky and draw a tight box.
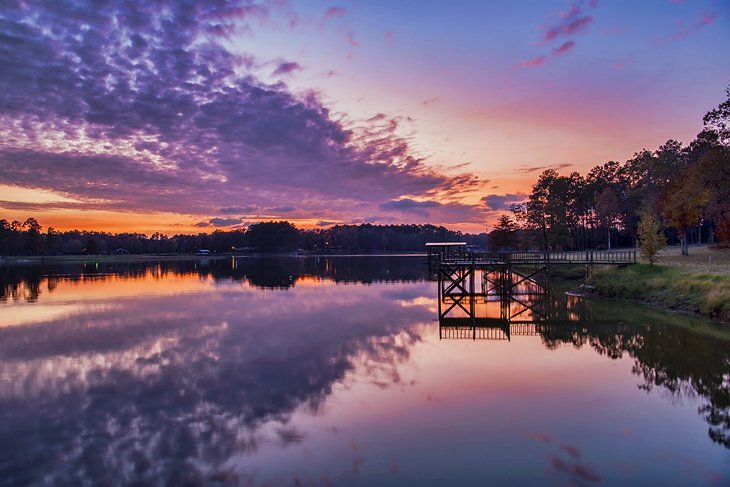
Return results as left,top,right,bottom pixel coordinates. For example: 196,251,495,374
0,0,728,234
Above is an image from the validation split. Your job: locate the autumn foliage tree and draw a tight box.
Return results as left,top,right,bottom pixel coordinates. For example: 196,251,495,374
637,212,666,264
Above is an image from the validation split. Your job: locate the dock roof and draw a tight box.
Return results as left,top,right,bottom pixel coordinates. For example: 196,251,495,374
425,242,467,247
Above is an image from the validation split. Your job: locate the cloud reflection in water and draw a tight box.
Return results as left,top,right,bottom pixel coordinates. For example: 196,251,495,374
0,266,432,485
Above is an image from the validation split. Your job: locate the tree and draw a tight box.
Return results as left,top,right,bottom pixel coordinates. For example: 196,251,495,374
689,140,730,245
660,168,708,256
64,239,83,254
490,215,517,251
45,227,61,255
22,218,43,255
594,187,621,250
637,212,666,264
245,221,300,252
703,85,730,145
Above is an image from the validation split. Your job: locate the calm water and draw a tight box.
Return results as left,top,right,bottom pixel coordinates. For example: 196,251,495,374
0,256,728,486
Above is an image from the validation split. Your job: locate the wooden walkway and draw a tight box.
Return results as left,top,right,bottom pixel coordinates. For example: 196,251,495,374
439,250,636,266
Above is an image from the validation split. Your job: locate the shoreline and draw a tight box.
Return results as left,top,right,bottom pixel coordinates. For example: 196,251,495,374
588,263,730,323
0,254,226,265
0,252,429,265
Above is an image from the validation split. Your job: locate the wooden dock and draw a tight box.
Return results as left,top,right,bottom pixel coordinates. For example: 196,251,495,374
428,243,637,336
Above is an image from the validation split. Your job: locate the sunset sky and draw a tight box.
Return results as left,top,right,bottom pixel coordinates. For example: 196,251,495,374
0,0,728,234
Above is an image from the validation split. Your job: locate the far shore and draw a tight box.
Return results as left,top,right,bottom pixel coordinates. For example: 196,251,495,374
0,252,429,265
0,254,225,265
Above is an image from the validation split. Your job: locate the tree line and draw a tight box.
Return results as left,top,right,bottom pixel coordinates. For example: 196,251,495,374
0,219,486,256
491,87,730,255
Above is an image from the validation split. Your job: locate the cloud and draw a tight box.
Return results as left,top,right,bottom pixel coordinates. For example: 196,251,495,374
219,206,258,214
272,61,302,76
210,217,243,226
379,198,486,223
194,217,243,227
422,98,438,107
317,220,337,227
267,206,296,213
320,6,347,27
543,3,595,42
516,163,573,174
0,1,487,225
519,1,595,68
481,194,526,211
519,56,547,68
659,10,718,43
384,31,395,45
553,40,575,56
380,198,442,216
368,113,388,122
696,11,717,28
346,31,359,47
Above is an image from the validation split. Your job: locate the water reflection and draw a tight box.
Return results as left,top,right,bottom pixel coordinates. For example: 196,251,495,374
0,257,728,485
0,272,430,484
0,256,429,304
435,263,730,453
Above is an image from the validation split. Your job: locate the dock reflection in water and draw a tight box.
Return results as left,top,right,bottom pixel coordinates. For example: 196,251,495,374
0,256,728,486
436,264,621,341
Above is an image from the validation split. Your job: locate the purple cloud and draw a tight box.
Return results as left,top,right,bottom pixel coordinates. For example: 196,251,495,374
346,31,359,47
385,31,395,45
519,56,547,68
380,199,442,214
194,217,243,227
553,40,576,56
544,3,595,42
481,194,527,211
320,6,347,26
659,10,718,43
0,1,487,225
379,198,486,223
272,61,302,76
517,163,573,174
219,206,258,214
519,1,595,67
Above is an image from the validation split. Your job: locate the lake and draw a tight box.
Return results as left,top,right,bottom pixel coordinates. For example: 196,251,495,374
1,256,728,486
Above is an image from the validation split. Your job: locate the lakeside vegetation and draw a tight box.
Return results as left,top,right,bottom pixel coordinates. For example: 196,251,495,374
591,263,730,322
590,246,730,322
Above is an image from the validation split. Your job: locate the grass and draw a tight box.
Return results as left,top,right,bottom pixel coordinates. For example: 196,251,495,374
650,244,730,275
590,254,730,322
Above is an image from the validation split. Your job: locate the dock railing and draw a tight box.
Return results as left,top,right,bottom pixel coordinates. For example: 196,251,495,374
437,249,636,266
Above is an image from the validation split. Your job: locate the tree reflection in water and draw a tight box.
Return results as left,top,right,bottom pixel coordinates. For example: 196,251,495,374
442,289,730,450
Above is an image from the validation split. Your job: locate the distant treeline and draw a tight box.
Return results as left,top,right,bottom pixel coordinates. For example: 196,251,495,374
493,88,730,254
0,219,486,255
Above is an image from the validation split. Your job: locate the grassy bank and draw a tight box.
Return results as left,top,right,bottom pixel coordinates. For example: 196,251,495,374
590,263,730,322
